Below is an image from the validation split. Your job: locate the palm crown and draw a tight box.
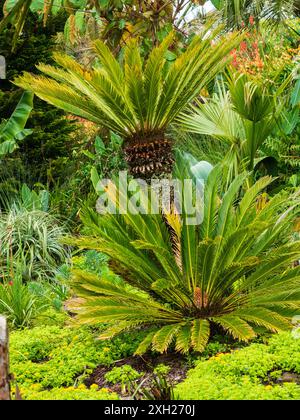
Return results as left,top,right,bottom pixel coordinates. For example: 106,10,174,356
15,28,241,177
69,169,300,354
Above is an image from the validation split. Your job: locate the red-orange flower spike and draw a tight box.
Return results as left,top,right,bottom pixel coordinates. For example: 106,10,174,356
240,41,247,52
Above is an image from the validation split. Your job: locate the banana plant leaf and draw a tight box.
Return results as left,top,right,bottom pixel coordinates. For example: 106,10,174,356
0,91,33,156
210,0,223,10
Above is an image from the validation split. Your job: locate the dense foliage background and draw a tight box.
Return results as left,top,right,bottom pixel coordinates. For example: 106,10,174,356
1,0,300,401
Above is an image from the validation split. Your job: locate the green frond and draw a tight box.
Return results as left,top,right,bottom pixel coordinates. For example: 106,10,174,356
135,330,156,355
235,307,291,332
14,73,108,127
98,321,145,340
144,32,174,127
243,242,300,289
152,324,182,353
191,319,210,352
237,176,273,228
200,166,222,238
213,315,256,341
175,324,192,354
215,173,247,238
93,39,124,90
124,38,145,128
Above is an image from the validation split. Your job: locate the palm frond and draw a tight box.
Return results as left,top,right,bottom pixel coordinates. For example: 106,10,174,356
68,170,300,354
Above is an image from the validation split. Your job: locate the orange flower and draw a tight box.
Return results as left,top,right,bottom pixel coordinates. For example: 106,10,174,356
240,41,247,52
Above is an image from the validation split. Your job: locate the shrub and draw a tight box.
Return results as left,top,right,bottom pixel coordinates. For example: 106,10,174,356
15,29,242,179
0,273,48,328
175,332,300,400
0,207,68,281
105,366,143,394
10,324,148,395
18,384,118,401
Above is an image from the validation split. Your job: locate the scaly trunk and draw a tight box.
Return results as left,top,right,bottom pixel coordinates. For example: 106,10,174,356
124,133,174,179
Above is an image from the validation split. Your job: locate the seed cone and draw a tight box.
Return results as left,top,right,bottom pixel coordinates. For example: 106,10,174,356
194,287,208,309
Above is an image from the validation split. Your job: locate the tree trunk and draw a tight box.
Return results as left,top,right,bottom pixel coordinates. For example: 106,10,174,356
0,316,10,400
124,135,174,179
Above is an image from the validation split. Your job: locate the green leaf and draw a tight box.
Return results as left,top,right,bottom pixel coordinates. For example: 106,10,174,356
175,324,191,354
291,79,300,107
91,167,100,191
191,319,210,352
152,324,182,353
213,315,256,341
95,136,106,156
0,91,33,156
135,331,156,355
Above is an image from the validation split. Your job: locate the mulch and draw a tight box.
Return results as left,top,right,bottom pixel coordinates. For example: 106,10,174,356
84,353,189,398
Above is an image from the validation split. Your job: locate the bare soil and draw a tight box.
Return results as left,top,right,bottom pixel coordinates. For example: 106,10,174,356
84,353,189,397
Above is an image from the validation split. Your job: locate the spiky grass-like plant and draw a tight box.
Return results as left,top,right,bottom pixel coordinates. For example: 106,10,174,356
0,207,68,281
68,169,300,354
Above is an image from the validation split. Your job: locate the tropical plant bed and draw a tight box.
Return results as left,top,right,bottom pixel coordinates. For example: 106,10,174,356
85,353,189,398
175,332,300,400
1,0,300,402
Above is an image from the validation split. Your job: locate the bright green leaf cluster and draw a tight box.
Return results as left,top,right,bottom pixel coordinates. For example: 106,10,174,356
175,332,300,400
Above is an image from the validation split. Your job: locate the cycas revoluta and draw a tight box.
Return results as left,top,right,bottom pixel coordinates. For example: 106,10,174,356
67,169,300,354
14,28,242,178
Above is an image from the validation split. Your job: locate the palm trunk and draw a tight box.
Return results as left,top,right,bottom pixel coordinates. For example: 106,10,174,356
124,134,174,179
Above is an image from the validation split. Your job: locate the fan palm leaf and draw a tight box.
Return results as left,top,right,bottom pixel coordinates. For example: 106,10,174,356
178,74,287,184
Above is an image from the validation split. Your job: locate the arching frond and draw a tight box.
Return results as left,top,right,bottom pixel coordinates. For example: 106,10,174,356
68,171,300,354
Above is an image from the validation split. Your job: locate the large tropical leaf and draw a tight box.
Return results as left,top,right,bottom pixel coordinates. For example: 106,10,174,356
0,91,33,156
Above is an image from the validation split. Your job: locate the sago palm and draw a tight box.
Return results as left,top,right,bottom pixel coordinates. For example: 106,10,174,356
68,169,300,354
15,28,241,178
